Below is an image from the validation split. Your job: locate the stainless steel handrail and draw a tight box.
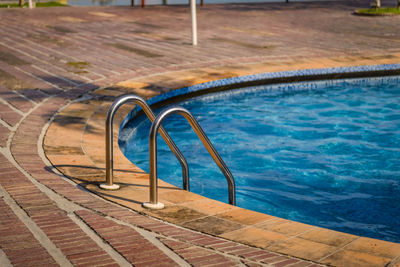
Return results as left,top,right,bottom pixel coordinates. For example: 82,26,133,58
143,106,236,209
100,94,189,191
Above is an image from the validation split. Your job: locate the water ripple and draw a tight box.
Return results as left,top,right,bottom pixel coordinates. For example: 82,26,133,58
121,76,400,242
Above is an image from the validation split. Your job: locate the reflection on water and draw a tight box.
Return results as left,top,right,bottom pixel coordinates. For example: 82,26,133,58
67,0,285,6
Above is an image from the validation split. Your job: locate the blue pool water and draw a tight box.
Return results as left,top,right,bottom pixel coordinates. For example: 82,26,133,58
120,76,400,242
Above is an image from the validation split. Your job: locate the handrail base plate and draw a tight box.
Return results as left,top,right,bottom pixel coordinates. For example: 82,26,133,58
142,202,165,210
100,183,120,190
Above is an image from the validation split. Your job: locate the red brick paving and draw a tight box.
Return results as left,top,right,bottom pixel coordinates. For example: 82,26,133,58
160,238,237,266
0,91,34,114
0,124,9,146
75,210,178,266
0,102,22,127
0,198,58,267
0,155,118,266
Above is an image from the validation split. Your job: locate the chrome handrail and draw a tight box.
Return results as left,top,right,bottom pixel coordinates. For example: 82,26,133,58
100,94,189,191
143,106,236,209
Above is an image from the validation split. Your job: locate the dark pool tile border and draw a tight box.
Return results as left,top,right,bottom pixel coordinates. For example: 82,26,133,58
120,63,400,130
147,64,400,105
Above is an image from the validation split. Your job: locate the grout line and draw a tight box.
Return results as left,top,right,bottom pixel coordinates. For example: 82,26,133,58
0,92,87,213
69,213,132,266
0,36,92,83
0,97,25,116
265,227,317,250
316,247,344,263
156,234,263,266
11,102,151,267
5,92,48,150
5,89,45,120
0,89,43,132
1,38,76,90
0,95,84,212
134,225,192,266
0,184,73,267
0,146,82,214
104,213,250,267
12,84,43,105
0,248,13,267
31,64,79,87
317,236,361,263
252,217,281,228
0,118,14,131
285,261,313,267
14,64,66,92
388,254,400,267
104,209,289,267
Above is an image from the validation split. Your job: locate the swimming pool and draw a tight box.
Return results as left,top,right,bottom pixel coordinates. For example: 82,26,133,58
120,75,400,243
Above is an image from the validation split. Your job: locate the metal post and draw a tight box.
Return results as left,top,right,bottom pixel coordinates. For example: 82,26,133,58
100,95,189,192
190,0,198,46
144,106,236,209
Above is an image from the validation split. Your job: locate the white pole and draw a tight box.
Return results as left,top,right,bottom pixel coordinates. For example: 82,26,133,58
190,0,197,46
28,0,33,8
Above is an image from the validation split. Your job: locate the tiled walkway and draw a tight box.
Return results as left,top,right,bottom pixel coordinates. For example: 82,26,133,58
1,1,400,266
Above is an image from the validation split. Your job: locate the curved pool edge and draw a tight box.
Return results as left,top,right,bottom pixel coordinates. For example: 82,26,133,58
44,62,400,267
120,63,400,132
120,71,400,242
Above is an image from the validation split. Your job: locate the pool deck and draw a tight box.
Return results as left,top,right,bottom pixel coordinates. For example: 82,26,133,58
1,1,400,266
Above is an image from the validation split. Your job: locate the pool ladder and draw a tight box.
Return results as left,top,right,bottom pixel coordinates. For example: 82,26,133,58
101,94,236,209
100,94,189,191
